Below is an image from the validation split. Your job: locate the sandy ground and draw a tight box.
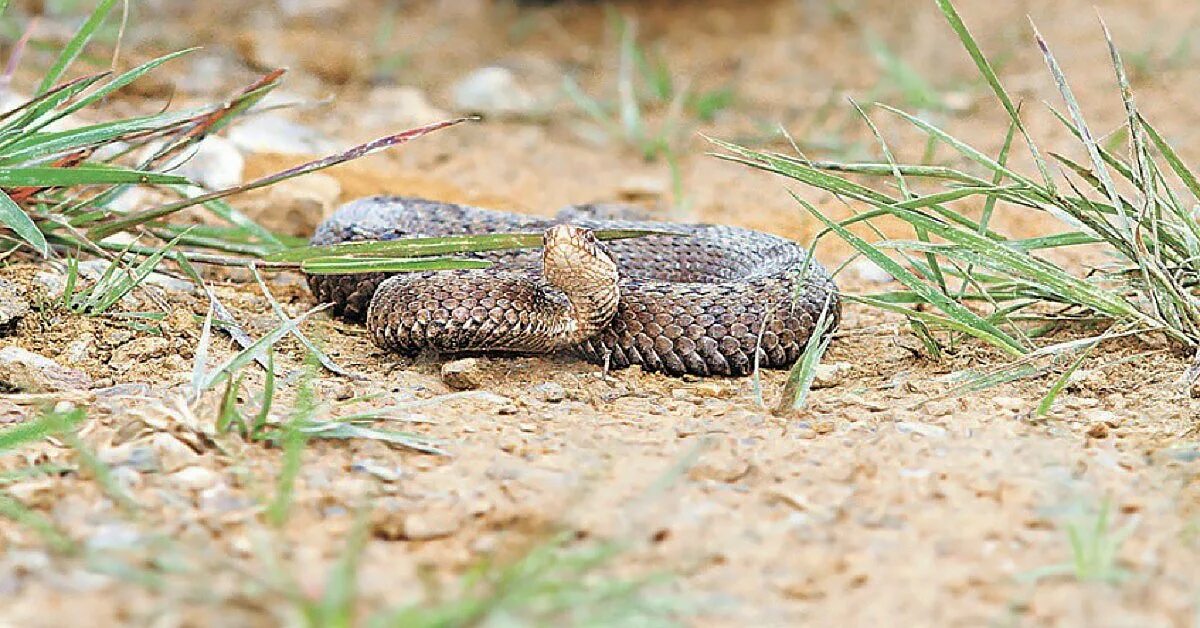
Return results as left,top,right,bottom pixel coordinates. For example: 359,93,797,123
1,0,1199,626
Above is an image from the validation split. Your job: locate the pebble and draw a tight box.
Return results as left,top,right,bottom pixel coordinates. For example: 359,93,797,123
1085,409,1120,426
617,174,667,201
33,269,68,301
227,114,336,155
690,381,731,399
811,361,852,389
171,136,244,190
372,506,464,541
364,86,451,128
441,358,483,390
107,446,159,472
168,466,220,490
200,485,254,515
0,280,30,331
452,66,540,118
86,523,143,551
848,258,894,284
532,382,566,403
258,173,343,237
0,346,93,392
351,459,404,482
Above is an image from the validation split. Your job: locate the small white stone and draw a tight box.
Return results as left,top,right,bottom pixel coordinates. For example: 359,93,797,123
175,136,244,190
168,466,219,490
532,382,566,403
228,114,335,155
365,86,450,128
811,362,852,389
452,67,539,118
1084,409,1120,426
848,258,894,284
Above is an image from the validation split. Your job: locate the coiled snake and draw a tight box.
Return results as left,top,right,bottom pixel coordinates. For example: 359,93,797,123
307,196,841,377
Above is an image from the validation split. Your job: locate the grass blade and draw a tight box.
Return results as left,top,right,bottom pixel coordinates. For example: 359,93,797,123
933,0,1056,192
775,293,836,412
35,0,117,96
197,304,327,391
0,187,47,255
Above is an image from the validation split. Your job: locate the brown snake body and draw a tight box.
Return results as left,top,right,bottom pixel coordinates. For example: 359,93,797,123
307,196,841,377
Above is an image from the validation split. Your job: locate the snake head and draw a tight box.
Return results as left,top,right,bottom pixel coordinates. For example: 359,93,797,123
542,224,620,298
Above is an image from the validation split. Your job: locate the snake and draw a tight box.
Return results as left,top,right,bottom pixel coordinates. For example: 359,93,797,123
306,196,841,377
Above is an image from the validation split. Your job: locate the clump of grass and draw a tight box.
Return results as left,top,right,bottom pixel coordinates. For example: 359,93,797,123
717,0,1200,398
1021,498,1136,584
368,532,677,628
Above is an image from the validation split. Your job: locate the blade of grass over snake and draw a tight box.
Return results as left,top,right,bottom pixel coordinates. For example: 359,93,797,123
301,257,492,275
266,229,674,263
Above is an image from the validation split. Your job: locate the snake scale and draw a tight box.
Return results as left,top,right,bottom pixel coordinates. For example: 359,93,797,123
306,196,841,377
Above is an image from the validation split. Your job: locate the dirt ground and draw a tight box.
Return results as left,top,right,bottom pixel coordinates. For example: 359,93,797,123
1,0,1200,626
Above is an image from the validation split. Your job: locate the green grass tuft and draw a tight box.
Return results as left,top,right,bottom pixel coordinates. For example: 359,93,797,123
716,0,1200,392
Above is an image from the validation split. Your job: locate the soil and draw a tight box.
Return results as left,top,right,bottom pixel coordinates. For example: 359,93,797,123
1,0,1199,626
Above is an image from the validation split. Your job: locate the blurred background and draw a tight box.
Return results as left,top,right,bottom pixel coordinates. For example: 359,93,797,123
2,3,1200,626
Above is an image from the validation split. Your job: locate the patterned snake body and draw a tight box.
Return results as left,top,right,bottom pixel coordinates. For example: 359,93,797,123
308,196,841,377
